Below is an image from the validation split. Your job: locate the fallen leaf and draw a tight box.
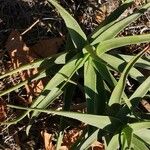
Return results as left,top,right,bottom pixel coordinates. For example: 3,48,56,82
62,127,83,149
41,130,55,150
91,141,104,150
30,37,64,58
141,99,150,112
5,30,63,103
0,98,7,122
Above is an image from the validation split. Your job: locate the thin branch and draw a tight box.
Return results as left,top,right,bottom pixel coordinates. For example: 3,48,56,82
21,19,40,36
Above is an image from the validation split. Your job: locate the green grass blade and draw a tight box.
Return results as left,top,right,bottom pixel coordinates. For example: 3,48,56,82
48,0,87,49
96,34,150,56
109,48,148,106
92,3,150,45
83,55,107,114
129,76,150,107
56,132,64,150
94,69,106,115
63,83,76,110
84,57,98,134
91,0,133,39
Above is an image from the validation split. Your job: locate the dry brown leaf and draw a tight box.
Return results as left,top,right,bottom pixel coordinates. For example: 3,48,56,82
59,146,68,150
62,127,83,149
0,98,7,122
91,141,104,150
41,130,55,150
30,37,64,58
5,30,63,103
141,99,150,112
6,30,40,103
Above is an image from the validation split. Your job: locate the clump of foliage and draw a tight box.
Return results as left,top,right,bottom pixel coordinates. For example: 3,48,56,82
0,0,150,149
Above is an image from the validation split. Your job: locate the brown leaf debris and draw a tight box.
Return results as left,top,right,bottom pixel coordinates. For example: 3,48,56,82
5,30,63,103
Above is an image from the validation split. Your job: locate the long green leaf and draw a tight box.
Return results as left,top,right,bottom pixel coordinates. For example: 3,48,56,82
92,3,150,45
118,54,150,70
96,34,150,56
6,104,122,131
30,53,88,118
91,0,133,39
129,121,150,131
48,0,87,49
106,134,120,150
132,135,149,150
78,129,99,150
100,53,146,83
130,76,150,107
84,57,96,114
94,69,107,115
84,57,98,134
134,129,150,145
122,125,133,149
119,76,150,116
56,83,76,150
109,48,148,106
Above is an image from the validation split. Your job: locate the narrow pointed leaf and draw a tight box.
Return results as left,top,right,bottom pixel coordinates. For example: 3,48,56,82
96,34,150,56
134,129,150,145
130,76,150,107
122,125,133,149
56,83,76,149
92,3,150,45
91,0,133,39
100,53,146,83
118,54,150,70
30,53,88,118
125,76,150,114
129,122,150,131
107,134,120,150
132,135,149,150
109,48,148,106
7,105,122,131
84,57,96,114
48,0,87,49
119,76,150,115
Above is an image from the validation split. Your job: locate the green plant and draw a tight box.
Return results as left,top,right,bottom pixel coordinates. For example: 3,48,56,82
1,0,150,149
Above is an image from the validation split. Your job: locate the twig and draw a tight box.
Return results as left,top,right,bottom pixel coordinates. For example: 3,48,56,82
21,19,40,36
